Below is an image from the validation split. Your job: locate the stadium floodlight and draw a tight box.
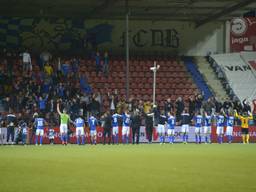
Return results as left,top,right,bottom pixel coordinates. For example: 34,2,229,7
150,61,160,126
150,61,160,106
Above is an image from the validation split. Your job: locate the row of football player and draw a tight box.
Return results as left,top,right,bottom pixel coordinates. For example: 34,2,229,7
156,109,253,144
7,105,253,145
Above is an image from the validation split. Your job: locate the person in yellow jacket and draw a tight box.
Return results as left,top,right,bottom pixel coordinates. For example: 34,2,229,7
234,110,253,144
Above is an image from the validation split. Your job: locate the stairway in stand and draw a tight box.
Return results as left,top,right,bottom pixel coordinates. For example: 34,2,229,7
194,56,228,100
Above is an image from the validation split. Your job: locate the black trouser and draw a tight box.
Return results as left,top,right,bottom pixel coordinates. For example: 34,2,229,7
7,126,15,143
132,126,140,144
30,130,36,144
146,126,153,142
103,129,112,144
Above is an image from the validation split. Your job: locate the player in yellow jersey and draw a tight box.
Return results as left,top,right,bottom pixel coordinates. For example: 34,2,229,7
57,100,72,145
234,110,253,144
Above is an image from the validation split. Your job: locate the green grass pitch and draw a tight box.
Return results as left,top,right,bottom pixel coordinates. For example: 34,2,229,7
0,144,255,192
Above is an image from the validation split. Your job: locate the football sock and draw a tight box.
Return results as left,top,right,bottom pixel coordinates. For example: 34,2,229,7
82,136,85,145
199,135,201,143
35,136,38,144
40,136,43,145
115,135,118,144
195,135,198,143
169,136,172,143
246,134,250,143
112,135,115,144
242,135,245,143
77,137,80,145
172,135,175,143
186,135,188,142
183,134,186,142
228,135,232,143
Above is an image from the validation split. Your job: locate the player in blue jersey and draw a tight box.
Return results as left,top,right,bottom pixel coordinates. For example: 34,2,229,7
122,110,131,144
34,113,47,146
157,110,167,144
180,109,190,144
224,111,235,144
74,116,85,145
167,112,176,144
112,112,122,144
216,110,225,144
203,112,212,144
88,114,98,145
18,119,28,145
194,112,203,144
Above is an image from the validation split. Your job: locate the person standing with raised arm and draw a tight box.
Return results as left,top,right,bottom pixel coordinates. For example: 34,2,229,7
57,100,72,145
234,109,253,144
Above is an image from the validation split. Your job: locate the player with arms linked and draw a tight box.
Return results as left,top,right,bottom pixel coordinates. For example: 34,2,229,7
34,113,47,146
216,109,225,144
88,114,98,145
194,111,203,144
112,111,122,144
224,111,235,144
203,112,212,144
167,112,176,144
180,109,190,144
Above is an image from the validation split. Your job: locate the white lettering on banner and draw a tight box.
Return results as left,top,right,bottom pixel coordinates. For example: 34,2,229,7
231,37,249,44
139,126,196,143
225,65,251,71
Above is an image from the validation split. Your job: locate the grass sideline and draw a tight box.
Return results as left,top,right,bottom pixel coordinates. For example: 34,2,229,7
0,144,255,192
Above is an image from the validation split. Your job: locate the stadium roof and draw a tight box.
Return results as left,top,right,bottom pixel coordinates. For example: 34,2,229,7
1,0,256,26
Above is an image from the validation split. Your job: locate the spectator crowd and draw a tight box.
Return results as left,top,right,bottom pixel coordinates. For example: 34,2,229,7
0,49,256,131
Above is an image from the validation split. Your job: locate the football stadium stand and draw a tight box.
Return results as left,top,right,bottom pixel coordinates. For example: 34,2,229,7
211,52,256,102
81,58,199,109
195,56,229,100
183,57,213,100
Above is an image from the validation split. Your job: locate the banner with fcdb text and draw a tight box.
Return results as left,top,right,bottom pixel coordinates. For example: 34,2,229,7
230,17,256,52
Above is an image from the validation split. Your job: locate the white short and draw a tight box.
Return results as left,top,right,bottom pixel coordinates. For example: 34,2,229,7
181,124,189,133
195,127,202,134
203,126,211,134
167,129,175,135
60,124,68,134
226,126,233,136
36,129,44,136
157,124,165,134
76,127,85,136
90,130,97,136
112,126,119,135
216,126,224,135
122,126,130,135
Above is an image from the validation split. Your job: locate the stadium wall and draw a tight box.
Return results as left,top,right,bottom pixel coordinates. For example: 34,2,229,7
0,17,225,56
